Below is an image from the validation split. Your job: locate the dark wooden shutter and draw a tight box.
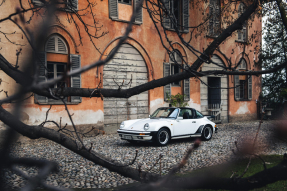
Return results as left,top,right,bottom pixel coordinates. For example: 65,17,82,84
35,52,48,104
183,78,190,101
134,0,143,24
163,62,171,101
248,75,252,100
46,36,56,53
163,0,171,29
234,75,240,101
109,0,118,20
209,0,214,35
183,0,189,32
214,1,220,36
70,54,82,103
67,0,78,11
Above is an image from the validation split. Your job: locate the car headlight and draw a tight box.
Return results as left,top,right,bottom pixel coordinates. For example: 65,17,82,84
144,123,149,130
120,122,125,129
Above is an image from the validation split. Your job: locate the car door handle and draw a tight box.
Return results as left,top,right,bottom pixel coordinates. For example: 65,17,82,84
192,121,196,123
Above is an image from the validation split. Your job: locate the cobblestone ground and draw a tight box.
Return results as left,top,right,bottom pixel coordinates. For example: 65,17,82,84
3,120,287,189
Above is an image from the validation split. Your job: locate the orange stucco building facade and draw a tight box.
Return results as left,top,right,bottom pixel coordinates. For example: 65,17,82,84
0,0,262,133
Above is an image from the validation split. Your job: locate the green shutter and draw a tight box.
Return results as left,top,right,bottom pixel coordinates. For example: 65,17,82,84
163,0,171,29
109,0,118,20
35,51,48,104
164,62,171,101
70,54,82,103
134,0,143,24
248,75,252,100
183,0,189,32
183,78,190,101
67,0,78,11
234,75,240,101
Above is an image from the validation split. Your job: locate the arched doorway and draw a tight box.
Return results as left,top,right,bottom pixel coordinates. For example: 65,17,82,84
200,55,228,123
103,44,149,132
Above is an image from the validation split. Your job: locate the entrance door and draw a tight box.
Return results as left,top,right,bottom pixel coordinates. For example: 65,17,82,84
208,77,221,123
103,44,149,132
208,77,221,105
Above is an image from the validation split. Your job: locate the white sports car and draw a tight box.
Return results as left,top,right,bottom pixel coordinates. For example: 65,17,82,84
117,107,218,146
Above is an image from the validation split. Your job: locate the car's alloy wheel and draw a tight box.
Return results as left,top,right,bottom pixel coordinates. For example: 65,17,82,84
201,126,212,141
156,128,170,146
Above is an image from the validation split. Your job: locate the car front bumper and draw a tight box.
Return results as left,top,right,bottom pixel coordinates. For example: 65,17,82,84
117,130,156,141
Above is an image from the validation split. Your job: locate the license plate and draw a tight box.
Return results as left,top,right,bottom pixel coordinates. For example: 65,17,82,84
124,135,132,140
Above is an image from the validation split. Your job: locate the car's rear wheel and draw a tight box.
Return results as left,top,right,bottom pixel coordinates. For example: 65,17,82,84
201,126,213,141
155,128,170,146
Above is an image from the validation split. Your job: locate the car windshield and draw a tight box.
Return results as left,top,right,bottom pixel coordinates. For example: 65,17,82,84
150,108,179,119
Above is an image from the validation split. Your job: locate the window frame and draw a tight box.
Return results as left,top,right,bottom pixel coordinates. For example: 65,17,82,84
234,58,252,101
162,0,189,33
237,3,247,42
169,50,182,86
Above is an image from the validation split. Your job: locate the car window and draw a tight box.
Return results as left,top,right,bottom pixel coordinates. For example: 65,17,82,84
150,108,179,118
195,110,204,118
179,109,193,119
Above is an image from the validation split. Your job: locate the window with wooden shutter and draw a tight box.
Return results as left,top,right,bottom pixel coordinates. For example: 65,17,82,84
238,3,247,42
183,78,190,101
182,0,189,32
134,0,143,24
234,58,252,101
34,51,48,104
162,0,189,32
163,62,171,101
234,75,240,101
209,0,220,36
109,0,119,20
35,35,82,104
70,54,82,103
248,75,252,100
163,0,171,29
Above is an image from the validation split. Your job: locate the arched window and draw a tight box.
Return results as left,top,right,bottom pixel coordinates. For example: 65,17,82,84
238,3,247,42
34,34,81,104
164,50,190,101
234,58,252,101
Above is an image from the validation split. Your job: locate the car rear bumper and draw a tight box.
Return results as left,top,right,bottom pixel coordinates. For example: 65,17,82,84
117,130,156,141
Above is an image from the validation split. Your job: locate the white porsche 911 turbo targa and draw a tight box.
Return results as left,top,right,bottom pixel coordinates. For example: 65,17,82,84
117,107,218,146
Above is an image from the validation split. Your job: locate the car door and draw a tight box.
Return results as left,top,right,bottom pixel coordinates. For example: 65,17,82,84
173,108,195,137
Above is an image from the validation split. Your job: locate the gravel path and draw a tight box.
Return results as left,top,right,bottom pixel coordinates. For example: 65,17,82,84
4,120,287,189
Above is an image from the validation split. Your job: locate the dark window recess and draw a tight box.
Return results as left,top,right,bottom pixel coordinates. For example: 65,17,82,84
239,79,248,99
208,77,221,105
47,62,68,89
171,64,180,85
118,0,131,5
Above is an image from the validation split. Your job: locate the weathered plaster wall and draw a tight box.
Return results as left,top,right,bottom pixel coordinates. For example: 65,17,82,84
0,0,262,131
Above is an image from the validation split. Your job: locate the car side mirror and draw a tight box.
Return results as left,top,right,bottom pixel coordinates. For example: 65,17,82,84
177,117,183,121
148,115,150,118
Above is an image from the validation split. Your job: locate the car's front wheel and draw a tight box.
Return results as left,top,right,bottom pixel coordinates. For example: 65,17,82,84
201,126,213,141
155,128,170,146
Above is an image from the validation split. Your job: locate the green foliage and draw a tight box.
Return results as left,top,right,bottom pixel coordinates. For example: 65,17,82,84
166,93,188,107
262,2,287,115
